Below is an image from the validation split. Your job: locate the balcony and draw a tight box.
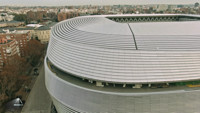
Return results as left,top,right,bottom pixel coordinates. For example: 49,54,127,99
6,47,11,54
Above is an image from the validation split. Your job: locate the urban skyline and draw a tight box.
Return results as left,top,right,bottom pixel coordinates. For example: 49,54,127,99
0,0,200,6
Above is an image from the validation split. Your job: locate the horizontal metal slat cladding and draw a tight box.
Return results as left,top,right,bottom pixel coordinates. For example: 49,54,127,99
47,15,200,84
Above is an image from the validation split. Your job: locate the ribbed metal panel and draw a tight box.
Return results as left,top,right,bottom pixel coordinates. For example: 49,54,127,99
47,15,200,84
51,17,134,50
51,97,80,113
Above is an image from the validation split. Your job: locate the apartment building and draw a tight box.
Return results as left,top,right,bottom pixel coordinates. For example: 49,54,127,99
0,37,19,71
0,30,31,56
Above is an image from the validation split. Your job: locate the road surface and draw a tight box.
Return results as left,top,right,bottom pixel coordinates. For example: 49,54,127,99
21,63,52,113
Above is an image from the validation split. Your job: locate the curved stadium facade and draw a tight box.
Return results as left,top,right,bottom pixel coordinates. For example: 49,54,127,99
45,14,200,113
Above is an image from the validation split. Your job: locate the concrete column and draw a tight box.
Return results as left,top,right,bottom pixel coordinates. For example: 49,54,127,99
123,84,126,88
148,84,151,87
133,84,142,88
96,81,104,87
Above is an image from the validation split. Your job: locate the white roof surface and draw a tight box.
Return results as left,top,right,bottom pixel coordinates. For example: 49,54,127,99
130,22,200,51
77,17,132,35
26,24,43,28
131,21,200,36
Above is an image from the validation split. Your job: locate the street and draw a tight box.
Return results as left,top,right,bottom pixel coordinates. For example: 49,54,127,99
21,63,52,113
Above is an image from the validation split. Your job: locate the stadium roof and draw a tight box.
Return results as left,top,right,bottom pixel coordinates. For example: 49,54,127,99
47,14,200,84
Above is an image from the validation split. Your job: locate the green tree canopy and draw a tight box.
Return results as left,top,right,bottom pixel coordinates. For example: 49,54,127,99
13,14,27,22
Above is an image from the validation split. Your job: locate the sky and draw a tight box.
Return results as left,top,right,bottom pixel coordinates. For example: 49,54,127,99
0,0,200,6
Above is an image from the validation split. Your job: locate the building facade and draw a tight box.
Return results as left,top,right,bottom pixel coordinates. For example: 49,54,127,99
0,30,31,56
45,14,200,113
57,12,79,22
0,37,19,71
0,21,24,28
35,26,51,44
27,11,47,23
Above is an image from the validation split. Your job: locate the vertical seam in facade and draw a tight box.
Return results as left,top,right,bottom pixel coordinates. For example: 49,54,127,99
127,23,138,50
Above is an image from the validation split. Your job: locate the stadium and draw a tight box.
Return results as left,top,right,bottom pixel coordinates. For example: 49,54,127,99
45,14,200,113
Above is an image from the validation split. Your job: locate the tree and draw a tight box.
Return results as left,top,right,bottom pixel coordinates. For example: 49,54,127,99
13,14,27,22
8,55,31,75
0,39,44,108
24,39,44,66
37,19,40,23
0,40,44,108
0,55,31,105
0,65,18,100
195,2,199,7
35,37,39,41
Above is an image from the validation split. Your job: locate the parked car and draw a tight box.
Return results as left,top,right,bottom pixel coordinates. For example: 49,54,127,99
33,68,39,75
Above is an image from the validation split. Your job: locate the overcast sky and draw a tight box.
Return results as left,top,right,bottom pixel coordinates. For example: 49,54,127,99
0,0,200,6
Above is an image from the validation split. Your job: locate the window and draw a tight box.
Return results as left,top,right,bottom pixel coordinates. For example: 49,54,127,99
6,35,11,39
